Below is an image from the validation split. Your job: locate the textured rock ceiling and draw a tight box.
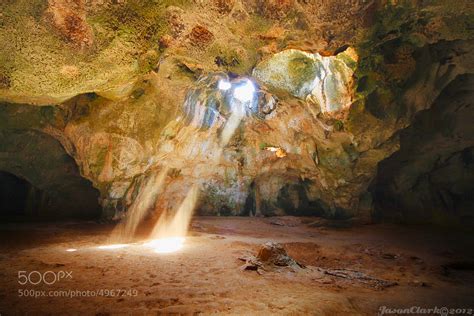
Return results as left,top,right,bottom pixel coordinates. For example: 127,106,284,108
0,0,473,224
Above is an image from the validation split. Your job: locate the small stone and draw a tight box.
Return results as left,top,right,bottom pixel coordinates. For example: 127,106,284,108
239,242,304,273
382,253,398,260
257,242,304,268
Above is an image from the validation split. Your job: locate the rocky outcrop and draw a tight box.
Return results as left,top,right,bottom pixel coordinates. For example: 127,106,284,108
253,48,357,113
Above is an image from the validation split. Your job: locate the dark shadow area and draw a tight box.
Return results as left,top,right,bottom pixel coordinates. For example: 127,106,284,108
0,171,30,217
371,74,474,227
0,130,102,221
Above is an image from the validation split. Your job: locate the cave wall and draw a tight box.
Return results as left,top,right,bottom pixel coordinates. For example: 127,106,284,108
0,1,472,222
0,113,101,219
371,74,474,226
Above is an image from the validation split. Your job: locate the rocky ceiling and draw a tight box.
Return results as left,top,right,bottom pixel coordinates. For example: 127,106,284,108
0,0,472,224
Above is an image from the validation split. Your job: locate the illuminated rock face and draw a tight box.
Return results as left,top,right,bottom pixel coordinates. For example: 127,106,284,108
0,1,473,224
253,49,356,113
183,73,276,129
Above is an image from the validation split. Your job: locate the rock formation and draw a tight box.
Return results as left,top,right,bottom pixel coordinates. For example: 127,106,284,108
0,1,472,225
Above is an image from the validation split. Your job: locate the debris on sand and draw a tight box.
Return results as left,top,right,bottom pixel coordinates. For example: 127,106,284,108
239,242,305,274
409,280,430,287
267,216,301,227
317,268,398,289
306,218,353,228
381,253,399,260
239,243,397,289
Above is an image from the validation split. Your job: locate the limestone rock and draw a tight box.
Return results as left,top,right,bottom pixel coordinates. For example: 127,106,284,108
240,242,304,273
0,1,472,226
0,127,100,218
371,74,474,226
253,48,356,113
45,0,94,49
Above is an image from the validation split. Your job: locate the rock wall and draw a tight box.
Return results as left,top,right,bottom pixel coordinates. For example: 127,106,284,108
0,1,473,224
0,106,101,219
371,74,474,226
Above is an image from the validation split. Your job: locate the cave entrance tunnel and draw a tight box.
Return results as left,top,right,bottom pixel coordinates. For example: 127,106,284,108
0,171,34,218
0,130,102,221
0,171,100,221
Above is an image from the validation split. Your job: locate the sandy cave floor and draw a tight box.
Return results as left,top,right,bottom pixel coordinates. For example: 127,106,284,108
0,217,473,315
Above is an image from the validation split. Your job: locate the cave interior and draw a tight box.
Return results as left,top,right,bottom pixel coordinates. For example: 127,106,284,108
0,0,473,314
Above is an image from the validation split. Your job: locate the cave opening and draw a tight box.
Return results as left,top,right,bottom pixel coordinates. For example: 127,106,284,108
0,171,32,218
0,129,102,221
0,170,102,221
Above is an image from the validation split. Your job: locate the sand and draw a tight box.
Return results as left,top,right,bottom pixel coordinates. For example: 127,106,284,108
0,217,473,315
